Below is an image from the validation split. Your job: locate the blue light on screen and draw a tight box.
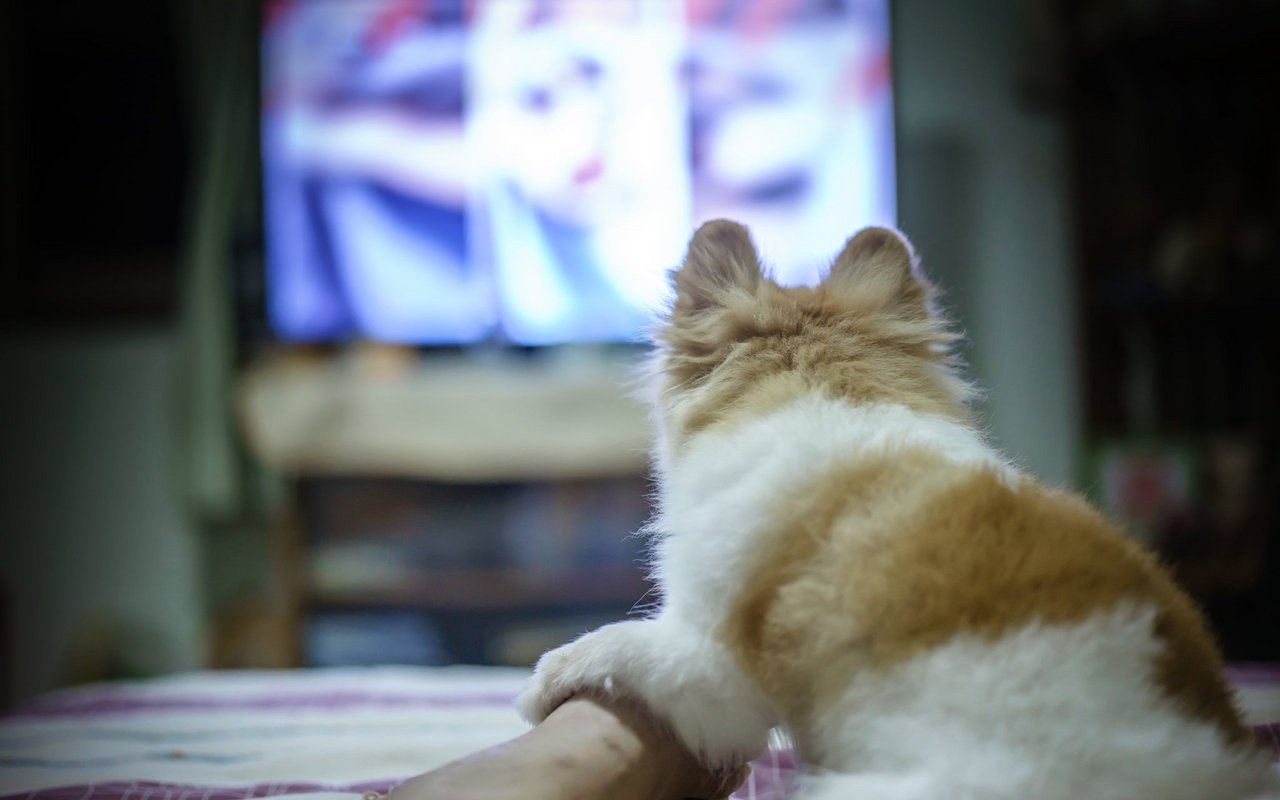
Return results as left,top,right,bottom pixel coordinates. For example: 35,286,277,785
262,0,895,345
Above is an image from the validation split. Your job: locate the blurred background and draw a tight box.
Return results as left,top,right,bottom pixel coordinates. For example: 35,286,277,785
0,0,1276,710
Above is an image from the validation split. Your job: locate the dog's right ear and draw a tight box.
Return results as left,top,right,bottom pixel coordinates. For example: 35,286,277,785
825,226,933,321
672,219,762,315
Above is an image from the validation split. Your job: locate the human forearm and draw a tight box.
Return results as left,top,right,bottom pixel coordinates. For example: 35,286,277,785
388,696,743,800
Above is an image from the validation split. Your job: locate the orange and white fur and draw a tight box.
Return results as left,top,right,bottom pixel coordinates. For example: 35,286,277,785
518,221,1278,799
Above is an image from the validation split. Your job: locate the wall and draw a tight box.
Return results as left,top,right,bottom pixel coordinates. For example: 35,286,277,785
0,0,1079,704
0,330,204,703
896,0,1081,486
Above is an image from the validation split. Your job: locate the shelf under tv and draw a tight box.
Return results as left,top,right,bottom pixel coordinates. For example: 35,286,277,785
238,347,652,482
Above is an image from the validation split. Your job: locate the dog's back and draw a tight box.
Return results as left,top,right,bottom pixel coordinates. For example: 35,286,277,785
524,220,1279,798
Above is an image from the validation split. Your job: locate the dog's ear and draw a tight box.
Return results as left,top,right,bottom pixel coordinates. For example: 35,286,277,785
825,226,931,319
672,220,762,314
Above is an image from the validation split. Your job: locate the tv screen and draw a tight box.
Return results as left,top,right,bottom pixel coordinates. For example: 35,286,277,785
262,0,896,345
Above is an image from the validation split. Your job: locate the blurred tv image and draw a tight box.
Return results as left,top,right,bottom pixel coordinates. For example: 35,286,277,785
262,0,895,345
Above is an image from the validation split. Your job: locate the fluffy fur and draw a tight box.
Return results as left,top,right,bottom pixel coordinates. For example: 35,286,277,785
518,220,1279,798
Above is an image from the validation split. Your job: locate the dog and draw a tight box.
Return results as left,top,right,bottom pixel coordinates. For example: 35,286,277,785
518,220,1278,799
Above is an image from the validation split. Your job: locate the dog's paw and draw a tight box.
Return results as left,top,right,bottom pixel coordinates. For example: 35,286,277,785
516,620,645,724
516,618,774,768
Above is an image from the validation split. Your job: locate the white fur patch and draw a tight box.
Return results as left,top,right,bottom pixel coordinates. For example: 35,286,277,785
652,395,1012,624
802,604,1278,800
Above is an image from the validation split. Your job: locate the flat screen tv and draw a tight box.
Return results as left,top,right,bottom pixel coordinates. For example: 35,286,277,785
261,0,896,345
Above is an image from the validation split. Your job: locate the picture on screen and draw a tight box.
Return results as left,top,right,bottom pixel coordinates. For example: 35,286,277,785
262,0,895,345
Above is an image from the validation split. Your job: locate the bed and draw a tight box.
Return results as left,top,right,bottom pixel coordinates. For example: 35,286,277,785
2,666,1276,800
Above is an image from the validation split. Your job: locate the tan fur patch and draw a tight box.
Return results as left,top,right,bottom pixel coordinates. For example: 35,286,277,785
657,280,972,450
717,451,1249,748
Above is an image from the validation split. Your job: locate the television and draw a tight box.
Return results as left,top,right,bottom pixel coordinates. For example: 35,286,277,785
261,0,896,346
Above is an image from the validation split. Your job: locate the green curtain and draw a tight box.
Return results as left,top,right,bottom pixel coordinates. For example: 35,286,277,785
172,0,280,619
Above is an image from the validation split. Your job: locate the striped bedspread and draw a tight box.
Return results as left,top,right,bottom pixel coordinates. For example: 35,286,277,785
1,666,1276,800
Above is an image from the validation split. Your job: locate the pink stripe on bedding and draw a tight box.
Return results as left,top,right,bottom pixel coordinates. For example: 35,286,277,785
1226,664,1280,686
12,692,520,719
7,780,401,800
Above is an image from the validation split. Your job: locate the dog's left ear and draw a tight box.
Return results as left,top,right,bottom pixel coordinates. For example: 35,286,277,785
672,219,762,315
825,227,932,320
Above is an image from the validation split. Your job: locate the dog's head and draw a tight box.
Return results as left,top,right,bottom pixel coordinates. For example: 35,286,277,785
648,219,973,463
